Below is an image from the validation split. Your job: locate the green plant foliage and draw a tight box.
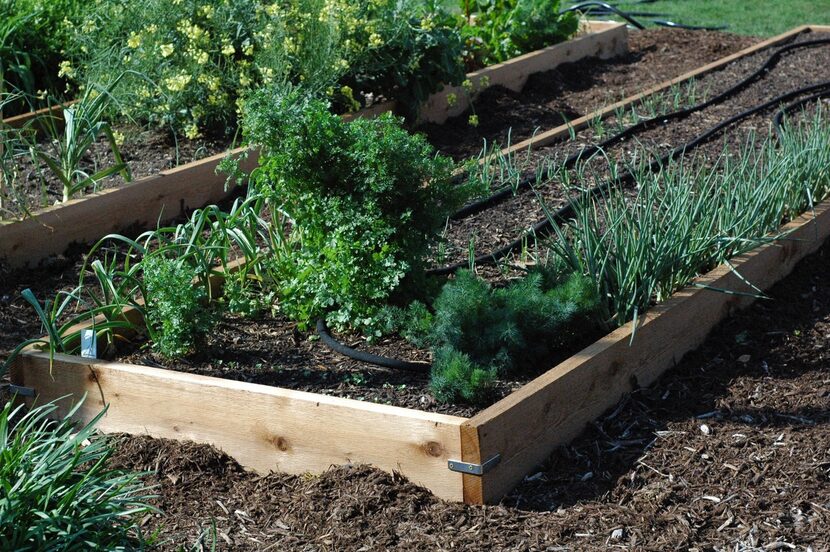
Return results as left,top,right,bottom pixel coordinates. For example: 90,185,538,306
142,255,215,357
458,0,578,67
0,398,154,550
67,0,300,138
67,0,465,135
430,345,496,404
223,273,274,319
0,0,86,113
334,0,465,118
243,89,470,333
547,109,830,328
26,79,131,203
381,300,434,348
427,269,599,403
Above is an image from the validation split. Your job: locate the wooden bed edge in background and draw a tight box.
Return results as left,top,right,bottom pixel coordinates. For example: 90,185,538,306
498,24,817,158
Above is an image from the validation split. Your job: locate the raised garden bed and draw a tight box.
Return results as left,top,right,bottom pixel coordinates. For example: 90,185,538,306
0,21,626,270
10,24,830,505
11,194,830,503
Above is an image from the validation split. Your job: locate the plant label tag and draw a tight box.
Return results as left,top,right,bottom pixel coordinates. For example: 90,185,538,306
81,330,97,359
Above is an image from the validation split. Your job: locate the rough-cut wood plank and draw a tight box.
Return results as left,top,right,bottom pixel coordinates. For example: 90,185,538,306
496,25,812,159
463,199,830,503
11,352,467,502
0,148,259,268
2,101,75,129
419,21,627,125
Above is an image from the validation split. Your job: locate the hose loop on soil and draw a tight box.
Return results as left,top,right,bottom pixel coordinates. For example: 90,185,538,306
315,319,430,372
450,36,825,224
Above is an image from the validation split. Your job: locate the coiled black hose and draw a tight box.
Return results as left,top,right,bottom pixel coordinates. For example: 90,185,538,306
652,20,729,31
561,1,647,29
562,1,729,31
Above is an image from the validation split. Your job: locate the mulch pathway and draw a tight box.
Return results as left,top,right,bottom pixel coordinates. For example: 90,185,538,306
109,237,830,550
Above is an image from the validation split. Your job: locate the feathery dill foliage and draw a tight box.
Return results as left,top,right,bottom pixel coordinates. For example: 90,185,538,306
547,108,830,328
0,399,154,550
427,269,599,403
142,255,215,357
242,88,471,333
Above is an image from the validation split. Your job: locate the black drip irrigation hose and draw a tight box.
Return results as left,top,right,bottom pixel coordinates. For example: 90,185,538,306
652,20,729,31
429,79,830,276
319,88,830,370
430,37,830,275
450,36,824,223
562,1,729,31
772,91,830,141
315,319,430,372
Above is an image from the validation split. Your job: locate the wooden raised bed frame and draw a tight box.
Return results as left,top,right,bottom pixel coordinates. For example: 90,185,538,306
0,21,625,269
9,24,830,505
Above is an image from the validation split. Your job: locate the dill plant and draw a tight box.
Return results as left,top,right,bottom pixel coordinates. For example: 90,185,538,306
427,269,599,404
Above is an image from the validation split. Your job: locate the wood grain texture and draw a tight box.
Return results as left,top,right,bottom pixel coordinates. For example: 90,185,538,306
2,101,75,129
419,21,627,125
463,199,830,503
496,25,813,159
0,148,259,268
11,352,468,502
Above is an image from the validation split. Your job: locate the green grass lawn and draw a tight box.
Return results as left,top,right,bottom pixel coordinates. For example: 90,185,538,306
598,0,830,37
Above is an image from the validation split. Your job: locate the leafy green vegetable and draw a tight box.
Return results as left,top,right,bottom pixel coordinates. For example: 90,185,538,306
243,88,473,333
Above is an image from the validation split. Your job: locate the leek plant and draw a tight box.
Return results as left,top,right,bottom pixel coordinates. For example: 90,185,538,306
28,79,131,204
545,108,830,329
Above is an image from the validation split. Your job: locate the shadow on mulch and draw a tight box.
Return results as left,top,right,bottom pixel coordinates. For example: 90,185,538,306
506,241,830,512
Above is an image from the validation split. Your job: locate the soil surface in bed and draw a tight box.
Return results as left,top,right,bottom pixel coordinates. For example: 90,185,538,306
419,28,759,160
1,126,231,221
104,236,830,550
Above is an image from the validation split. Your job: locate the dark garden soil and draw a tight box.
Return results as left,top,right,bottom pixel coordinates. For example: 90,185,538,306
437,30,830,269
102,236,830,550
1,126,232,221
420,28,760,161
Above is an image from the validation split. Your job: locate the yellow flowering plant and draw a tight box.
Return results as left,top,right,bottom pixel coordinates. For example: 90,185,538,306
67,0,466,137
67,0,296,137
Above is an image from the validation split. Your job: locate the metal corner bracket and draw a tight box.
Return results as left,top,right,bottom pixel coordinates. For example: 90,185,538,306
8,384,35,397
447,454,501,476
